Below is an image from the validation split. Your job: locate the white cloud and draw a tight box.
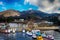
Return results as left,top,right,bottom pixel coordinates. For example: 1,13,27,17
25,0,60,13
24,0,30,5
0,1,4,5
24,0,39,5
29,8,32,10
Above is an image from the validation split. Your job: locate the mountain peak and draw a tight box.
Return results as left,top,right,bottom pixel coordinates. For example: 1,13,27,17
0,9,20,17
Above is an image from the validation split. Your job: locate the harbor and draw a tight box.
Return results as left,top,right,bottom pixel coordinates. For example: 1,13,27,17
0,13,60,40
0,31,59,40
0,0,60,40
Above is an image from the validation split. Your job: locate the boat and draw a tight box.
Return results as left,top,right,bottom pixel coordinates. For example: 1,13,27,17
0,29,10,34
32,33,37,38
47,34,54,40
41,33,47,38
26,31,32,36
37,36,43,40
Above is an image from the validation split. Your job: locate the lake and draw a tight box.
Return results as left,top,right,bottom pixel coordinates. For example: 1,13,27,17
0,31,59,40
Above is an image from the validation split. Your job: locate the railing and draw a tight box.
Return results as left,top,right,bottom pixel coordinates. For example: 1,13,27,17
35,26,59,30
9,26,59,31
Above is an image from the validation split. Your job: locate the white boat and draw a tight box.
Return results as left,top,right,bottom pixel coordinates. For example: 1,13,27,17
26,31,32,36
32,34,37,38
47,35,54,39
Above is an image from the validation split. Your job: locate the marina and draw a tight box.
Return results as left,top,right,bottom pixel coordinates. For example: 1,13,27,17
0,31,59,40
0,0,60,40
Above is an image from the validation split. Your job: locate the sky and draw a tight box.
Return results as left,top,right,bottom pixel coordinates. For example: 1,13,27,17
0,0,60,14
0,0,38,12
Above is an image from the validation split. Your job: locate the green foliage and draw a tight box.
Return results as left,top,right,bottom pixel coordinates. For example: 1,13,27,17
51,16,60,25
7,17,14,22
28,13,37,19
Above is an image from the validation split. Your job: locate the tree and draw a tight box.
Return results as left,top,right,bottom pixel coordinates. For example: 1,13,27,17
51,16,60,26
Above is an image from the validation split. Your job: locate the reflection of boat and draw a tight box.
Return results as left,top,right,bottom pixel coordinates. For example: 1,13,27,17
43,38,52,40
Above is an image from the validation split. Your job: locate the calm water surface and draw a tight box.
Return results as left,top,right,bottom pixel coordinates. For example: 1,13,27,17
0,32,59,40
0,32,33,40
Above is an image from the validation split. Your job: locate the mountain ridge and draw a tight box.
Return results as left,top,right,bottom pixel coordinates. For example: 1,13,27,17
0,9,60,19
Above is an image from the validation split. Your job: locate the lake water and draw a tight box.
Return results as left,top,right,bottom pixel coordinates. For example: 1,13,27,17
0,31,60,40
0,32,34,40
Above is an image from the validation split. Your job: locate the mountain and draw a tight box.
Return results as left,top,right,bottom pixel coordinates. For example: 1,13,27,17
0,9,60,21
20,10,60,20
20,10,49,19
0,10,21,17
0,9,60,25
21,10,49,17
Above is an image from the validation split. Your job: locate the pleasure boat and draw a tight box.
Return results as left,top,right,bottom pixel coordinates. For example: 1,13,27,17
32,33,37,38
0,29,10,34
47,34,54,40
26,31,32,36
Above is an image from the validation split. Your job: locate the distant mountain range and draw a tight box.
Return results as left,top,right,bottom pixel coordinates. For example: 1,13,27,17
0,10,60,20
21,10,60,20
0,10,60,25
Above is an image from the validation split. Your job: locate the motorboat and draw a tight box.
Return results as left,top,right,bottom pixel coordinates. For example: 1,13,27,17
32,30,41,38
32,33,37,38
47,34,54,40
37,36,43,40
26,31,32,36
0,29,10,34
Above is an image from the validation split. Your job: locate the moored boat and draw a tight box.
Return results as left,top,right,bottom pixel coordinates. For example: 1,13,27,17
0,29,10,34
26,31,32,36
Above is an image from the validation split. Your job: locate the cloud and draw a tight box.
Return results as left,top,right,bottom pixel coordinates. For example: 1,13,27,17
0,1,4,5
24,0,29,4
24,0,39,5
25,0,60,13
29,8,32,10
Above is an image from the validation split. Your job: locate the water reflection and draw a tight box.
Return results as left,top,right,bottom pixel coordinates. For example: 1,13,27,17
0,32,33,40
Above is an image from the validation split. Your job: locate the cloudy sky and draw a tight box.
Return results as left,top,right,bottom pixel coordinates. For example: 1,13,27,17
0,0,60,13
